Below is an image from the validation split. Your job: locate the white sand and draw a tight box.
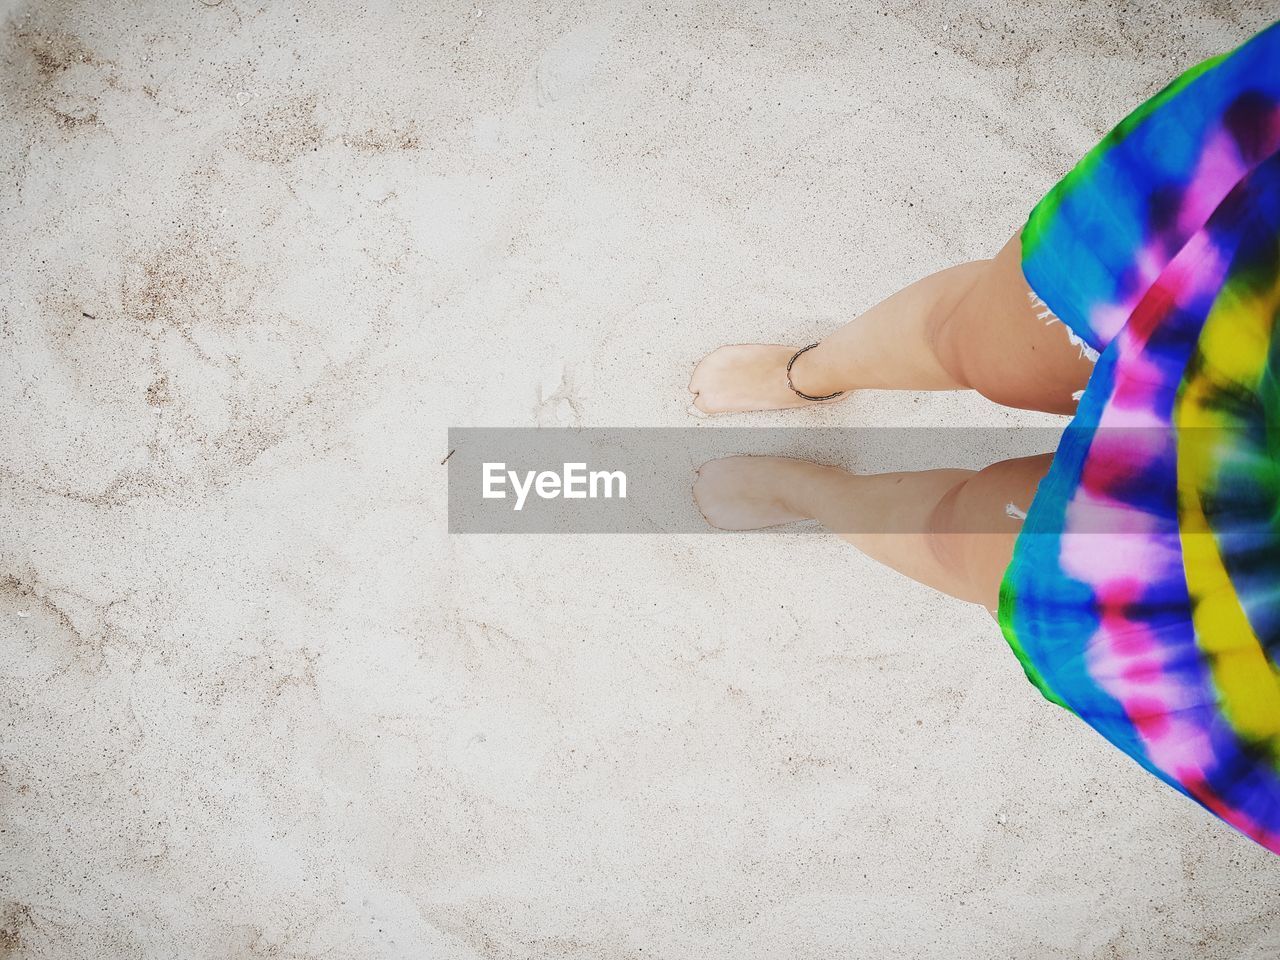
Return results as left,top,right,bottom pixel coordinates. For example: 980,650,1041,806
2,1,1278,956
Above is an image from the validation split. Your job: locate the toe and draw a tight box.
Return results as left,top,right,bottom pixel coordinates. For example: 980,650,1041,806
691,482,724,529
688,348,714,388
691,392,718,415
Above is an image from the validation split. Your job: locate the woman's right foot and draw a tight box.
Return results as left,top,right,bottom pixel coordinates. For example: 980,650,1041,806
693,456,818,529
688,344,848,415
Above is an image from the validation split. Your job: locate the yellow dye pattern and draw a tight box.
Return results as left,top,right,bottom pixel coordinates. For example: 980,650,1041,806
1176,279,1280,752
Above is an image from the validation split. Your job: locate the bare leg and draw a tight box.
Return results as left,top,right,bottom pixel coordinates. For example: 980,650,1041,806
690,233,1084,606
694,454,1052,610
689,233,1094,416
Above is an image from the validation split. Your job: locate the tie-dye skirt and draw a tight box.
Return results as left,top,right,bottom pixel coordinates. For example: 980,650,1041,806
998,20,1280,854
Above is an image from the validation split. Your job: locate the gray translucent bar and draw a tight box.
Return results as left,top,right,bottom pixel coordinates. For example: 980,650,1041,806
444,426,1217,534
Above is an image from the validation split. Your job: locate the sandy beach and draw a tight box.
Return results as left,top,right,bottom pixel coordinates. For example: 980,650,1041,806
3,1,1278,956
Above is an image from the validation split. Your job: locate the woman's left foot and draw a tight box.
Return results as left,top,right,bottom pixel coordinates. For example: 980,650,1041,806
693,456,816,529
688,344,846,414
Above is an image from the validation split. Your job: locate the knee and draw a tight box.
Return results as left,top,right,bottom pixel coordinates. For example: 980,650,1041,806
922,479,970,579
922,475,1004,607
926,261,993,392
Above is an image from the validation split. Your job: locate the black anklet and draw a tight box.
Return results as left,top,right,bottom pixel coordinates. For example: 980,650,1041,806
785,344,845,402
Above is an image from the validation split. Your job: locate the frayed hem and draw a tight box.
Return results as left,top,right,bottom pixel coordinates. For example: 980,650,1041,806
1028,291,1100,363
1005,501,1029,521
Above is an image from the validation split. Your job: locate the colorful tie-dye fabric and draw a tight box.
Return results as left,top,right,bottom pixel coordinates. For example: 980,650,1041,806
999,20,1280,855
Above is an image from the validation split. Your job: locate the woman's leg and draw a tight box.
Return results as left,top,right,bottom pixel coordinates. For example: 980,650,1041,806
694,453,1052,610
689,232,1095,416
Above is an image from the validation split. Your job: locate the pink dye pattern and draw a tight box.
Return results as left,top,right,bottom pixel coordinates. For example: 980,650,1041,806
1062,226,1236,781
1060,523,1175,577
1175,130,1248,237
1185,775,1272,849
1085,178,1239,351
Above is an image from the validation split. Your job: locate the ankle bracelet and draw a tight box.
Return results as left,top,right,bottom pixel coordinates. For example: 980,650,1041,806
786,344,845,402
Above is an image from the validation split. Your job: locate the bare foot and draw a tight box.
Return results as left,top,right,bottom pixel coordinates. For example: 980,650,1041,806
693,456,819,530
688,344,847,415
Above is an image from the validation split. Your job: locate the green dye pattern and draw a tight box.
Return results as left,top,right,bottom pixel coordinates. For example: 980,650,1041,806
997,554,1070,711
1021,47,1234,263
